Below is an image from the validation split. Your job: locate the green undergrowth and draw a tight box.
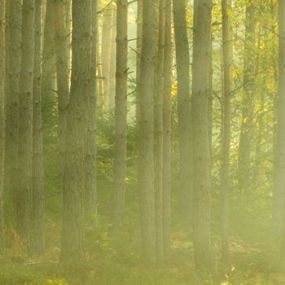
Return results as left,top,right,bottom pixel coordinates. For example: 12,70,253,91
0,245,283,285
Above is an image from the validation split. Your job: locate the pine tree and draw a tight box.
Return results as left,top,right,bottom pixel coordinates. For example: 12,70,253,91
0,0,5,254
61,0,92,263
191,0,213,271
32,0,45,254
18,0,35,247
114,0,128,227
138,0,156,264
221,0,233,263
173,0,192,223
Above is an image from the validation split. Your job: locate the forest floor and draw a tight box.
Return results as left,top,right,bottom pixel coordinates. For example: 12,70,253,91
0,238,285,285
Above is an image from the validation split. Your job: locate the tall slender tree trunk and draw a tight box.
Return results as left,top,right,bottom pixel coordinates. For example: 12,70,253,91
238,2,256,193
208,36,213,156
101,4,115,110
114,0,128,227
154,0,166,263
136,0,142,124
221,0,233,264
54,0,70,195
253,25,263,183
273,0,285,249
192,0,213,271
0,0,5,254
96,2,104,111
32,0,45,254
4,0,22,230
42,0,56,111
41,0,57,193
173,0,192,223
61,0,92,263
84,0,97,217
18,0,35,247
138,0,156,265
65,0,72,76
162,0,172,257
108,8,117,110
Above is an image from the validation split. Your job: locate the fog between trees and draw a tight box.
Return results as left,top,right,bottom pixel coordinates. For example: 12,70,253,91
0,0,284,284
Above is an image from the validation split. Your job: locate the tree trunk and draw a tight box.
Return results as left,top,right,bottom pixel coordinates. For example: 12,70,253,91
173,0,192,224
154,0,166,263
84,0,97,218
114,0,128,227
108,7,116,110
41,0,57,194
18,0,35,248
238,1,256,194
273,0,285,249
4,0,22,230
136,0,142,124
221,0,233,264
61,0,92,263
253,25,263,183
138,0,156,265
162,0,172,258
101,4,115,111
54,0,70,197
65,0,72,76
0,0,5,254
32,0,45,254
192,0,213,271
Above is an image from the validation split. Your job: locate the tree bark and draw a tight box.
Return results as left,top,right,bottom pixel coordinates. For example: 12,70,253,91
54,0,70,197
4,0,22,231
238,1,256,194
162,0,172,258
136,0,142,124
84,0,97,218
18,0,35,248
41,0,57,194
32,0,45,254
154,0,166,263
101,3,116,110
221,0,233,264
273,0,285,249
0,0,5,254
173,0,192,224
192,0,213,271
61,0,92,263
138,0,156,264
113,0,128,227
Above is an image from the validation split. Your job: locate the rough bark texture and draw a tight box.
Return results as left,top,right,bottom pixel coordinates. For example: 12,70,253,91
138,0,156,264
173,0,192,223
191,0,213,271
32,0,45,254
18,0,35,247
4,0,22,230
221,0,232,263
114,0,128,226
0,0,5,254
61,0,91,263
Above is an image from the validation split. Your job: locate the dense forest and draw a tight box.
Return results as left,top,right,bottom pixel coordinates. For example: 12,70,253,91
0,0,285,284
